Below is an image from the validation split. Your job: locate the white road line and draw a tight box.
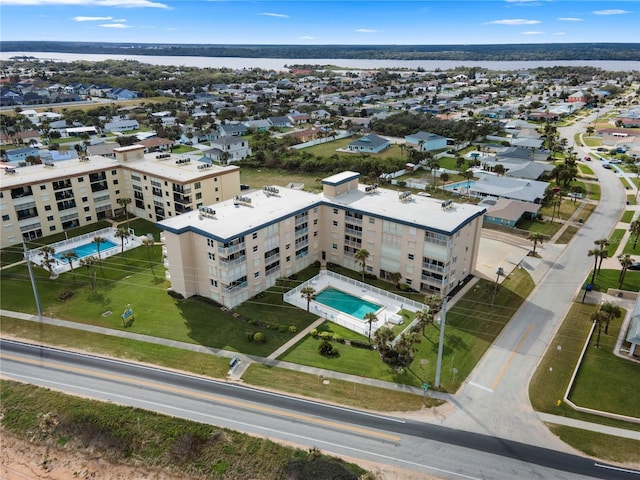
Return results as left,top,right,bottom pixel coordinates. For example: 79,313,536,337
468,381,493,393
594,463,640,475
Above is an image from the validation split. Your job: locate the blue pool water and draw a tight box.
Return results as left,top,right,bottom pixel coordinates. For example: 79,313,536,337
314,287,381,320
54,239,117,260
442,180,475,191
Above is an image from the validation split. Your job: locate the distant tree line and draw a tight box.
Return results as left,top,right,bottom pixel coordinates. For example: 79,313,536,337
4,41,640,61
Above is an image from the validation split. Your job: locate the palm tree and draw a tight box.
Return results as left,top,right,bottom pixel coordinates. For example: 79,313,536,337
93,236,105,259
629,220,640,249
142,237,155,263
40,245,56,277
300,286,316,312
117,197,132,230
80,256,98,292
364,311,377,343
528,232,545,256
60,250,78,282
590,310,608,348
587,247,602,285
114,226,131,253
427,157,440,191
354,248,370,283
440,172,449,185
593,239,610,273
549,196,561,224
600,302,621,335
414,308,430,336
618,253,633,289
463,170,474,188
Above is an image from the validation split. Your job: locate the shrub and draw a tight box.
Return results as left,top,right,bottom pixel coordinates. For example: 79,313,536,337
246,331,254,342
349,339,374,349
309,328,318,337
288,325,297,334
167,289,184,300
319,331,331,340
278,325,288,333
253,332,265,343
318,341,337,356
57,290,74,301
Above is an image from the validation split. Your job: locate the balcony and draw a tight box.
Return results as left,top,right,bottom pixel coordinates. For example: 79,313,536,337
11,187,33,199
421,262,445,273
218,241,245,256
345,216,363,225
264,252,280,264
265,265,281,276
16,208,38,221
172,185,192,195
224,281,248,294
294,226,308,237
344,226,362,237
173,192,192,205
220,255,247,267
294,214,309,226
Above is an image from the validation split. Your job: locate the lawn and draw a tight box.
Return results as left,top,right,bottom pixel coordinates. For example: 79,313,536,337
239,167,324,192
620,210,636,223
539,198,579,221
577,163,594,175
592,269,640,292
622,234,640,255
171,145,198,154
586,182,601,201
279,268,535,392
0,244,317,357
555,226,579,244
517,218,563,238
608,228,626,255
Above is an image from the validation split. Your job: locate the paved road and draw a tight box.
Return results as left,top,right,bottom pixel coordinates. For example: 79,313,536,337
5,339,637,480
440,108,629,449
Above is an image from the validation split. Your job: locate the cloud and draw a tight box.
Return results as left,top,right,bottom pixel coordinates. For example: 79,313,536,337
554,32,566,36
557,17,583,22
485,18,540,25
73,16,113,21
356,28,378,33
522,31,543,35
100,23,132,28
258,12,289,18
299,36,316,40
3,0,169,8
592,9,630,15
504,0,544,6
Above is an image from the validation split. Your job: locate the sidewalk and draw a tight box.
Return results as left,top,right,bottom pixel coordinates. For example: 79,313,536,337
3,307,640,441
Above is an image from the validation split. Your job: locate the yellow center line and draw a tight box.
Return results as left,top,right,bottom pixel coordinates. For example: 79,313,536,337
491,322,535,391
1,352,401,443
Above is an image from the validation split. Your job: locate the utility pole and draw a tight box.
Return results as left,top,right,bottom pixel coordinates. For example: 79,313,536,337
435,296,448,388
23,241,43,316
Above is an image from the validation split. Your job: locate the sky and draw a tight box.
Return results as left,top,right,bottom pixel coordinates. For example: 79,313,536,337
0,0,639,45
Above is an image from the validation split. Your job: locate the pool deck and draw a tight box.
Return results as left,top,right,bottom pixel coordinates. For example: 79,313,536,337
285,270,425,338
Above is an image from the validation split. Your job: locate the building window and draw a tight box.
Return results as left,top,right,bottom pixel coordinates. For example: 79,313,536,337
195,182,201,189
78,177,84,182
49,226,56,232
215,187,219,192
286,244,290,250
332,243,338,249
85,216,91,221
40,185,46,190
408,253,414,260
253,245,258,252
1,215,9,221
214,177,218,182
216,197,220,202
254,271,260,278
313,207,318,213
45,205,52,211
210,279,217,287
286,256,291,262
333,208,338,214
46,215,54,221
313,219,318,225
84,207,90,212
208,252,215,260
207,238,215,247
113,179,119,185
196,192,202,200
332,220,338,227
406,279,412,285
313,231,318,237
82,196,88,202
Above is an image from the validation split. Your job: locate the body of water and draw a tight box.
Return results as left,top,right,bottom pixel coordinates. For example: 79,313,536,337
2,51,639,72
314,287,382,320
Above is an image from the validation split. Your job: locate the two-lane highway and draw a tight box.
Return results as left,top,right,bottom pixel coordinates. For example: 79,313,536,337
2,339,638,480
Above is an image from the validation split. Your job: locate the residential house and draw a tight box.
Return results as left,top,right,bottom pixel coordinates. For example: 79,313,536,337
468,172,549,204
106,88,138,100
204,137,252,164
404,131,449,152
346,134,390,154
268,116,294,128
218,123,247,137
104,119,140,133
137,137,175,152
479,197,540,227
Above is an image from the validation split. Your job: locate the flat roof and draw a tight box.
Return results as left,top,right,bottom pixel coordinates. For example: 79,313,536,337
120,153,238,183
159,181,486,242
321,171,360,186
1,155,118,189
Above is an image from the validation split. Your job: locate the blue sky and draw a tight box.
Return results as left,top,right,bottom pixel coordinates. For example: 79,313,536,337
1,0,638,45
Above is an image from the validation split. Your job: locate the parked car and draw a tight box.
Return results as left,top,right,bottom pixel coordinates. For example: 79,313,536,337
628,262,640,271
583,156,591,161
567,192,583,199
603,163,612,169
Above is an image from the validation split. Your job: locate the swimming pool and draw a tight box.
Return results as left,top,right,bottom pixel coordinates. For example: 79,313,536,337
442,180,475,191
54,239,117,260
314,287,382,320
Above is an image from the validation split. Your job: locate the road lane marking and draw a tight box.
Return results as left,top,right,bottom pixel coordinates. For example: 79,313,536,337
491,322,535,391
594,463,640,475
1,353,401,443
468,381,493,393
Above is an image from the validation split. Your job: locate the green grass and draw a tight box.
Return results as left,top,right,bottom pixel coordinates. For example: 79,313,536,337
622,235,640,255
627,194,637,206
620,210,636,223
279,268,535,392
556,226,579,244
586,182,601,201
171,145,198,154
539,199,579,221
239,167,324,192
592,269,640,292
582,137,602,147
608,228,626,255
1,380,369,479
517,218,563,237
577,163,594,175
547,426,640,464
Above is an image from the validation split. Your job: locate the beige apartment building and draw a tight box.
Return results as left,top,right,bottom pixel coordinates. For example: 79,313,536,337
159,171,486,308
0,145,240,247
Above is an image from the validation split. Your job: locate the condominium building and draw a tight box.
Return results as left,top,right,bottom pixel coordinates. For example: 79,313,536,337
158,171,486,308
0,145,240,247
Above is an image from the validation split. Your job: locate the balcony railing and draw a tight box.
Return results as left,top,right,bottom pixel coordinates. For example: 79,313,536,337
421,262,445,273
344,226,362,237
218,242,245,256
220,255,247,267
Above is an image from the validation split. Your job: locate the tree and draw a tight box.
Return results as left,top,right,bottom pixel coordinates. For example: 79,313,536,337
528,232,545,256
354,248,370,283
60,250,78,282
618,253,633,289
629,220,640,249
600,302,621,335
115,226,131,253
117,197,132,230
594,239,610,273
142,237,155,263
40,245,57,278
549,196,561,224
587,247,602,285
463,170,474,188
80,256,99,292
427,156,440,191
590,310,608,349
389,272,402,288
300,286,316,312
93,236,105,259
364,311,377,343
493,163,505,176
